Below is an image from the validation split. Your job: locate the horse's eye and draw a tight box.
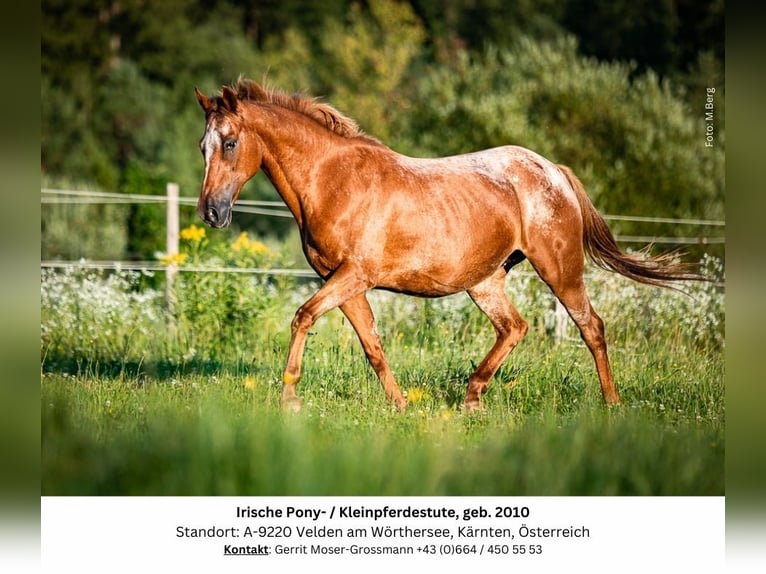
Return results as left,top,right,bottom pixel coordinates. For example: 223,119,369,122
224,138,238,152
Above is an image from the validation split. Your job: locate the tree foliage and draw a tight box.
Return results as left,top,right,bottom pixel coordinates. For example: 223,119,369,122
41,0,725,261
407,38,724,233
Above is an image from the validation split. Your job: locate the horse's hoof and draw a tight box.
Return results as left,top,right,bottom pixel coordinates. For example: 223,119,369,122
604,393,621,406
281,396,302,413
462,399,483,414
394,397,408,412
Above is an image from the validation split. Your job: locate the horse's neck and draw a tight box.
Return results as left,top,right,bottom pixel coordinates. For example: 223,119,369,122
251,105,345,226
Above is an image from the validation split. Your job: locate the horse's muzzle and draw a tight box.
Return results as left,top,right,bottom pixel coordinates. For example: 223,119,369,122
199,199,233,228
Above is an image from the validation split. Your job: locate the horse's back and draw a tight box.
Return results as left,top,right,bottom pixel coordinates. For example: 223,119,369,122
455,145,584,245
397,145,582,236
310,142,584,294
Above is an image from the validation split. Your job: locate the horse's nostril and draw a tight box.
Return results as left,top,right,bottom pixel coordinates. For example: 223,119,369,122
205,206,219,224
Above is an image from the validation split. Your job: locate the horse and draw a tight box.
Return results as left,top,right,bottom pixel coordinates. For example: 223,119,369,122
194,79,700,412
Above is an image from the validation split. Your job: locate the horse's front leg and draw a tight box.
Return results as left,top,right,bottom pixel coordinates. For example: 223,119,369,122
281,265,369,411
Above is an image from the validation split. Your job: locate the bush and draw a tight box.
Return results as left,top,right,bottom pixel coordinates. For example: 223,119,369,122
41,266,164,372
166,225,299,363
41,211,723,382
41,179,128,261
404,37,725,246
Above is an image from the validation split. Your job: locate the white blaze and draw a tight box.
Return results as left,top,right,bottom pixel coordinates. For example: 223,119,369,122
200,121,222,190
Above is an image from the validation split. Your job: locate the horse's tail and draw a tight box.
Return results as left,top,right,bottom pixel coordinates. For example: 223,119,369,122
558,164,703,288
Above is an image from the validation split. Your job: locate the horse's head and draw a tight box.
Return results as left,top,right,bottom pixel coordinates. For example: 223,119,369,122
194,85,262,228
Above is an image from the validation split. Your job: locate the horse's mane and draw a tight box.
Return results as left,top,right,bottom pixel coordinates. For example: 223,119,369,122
228,78,381,144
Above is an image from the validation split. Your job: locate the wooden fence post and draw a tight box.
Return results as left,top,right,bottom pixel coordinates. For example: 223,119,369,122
166,182,179,315
554,298,568,343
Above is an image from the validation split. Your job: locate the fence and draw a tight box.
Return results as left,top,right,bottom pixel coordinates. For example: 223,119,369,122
40,183,726,276
41,184,725,342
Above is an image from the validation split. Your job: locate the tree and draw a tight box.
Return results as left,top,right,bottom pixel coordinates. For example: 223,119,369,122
562,0,724,79
316,0,428,145
406,37,724,254
41,0,724,261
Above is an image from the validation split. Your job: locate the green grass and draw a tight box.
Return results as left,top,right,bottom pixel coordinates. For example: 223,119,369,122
41,336,724,496
40,251,724,496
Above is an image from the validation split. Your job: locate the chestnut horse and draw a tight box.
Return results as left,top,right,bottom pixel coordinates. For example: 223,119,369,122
194,79,698,412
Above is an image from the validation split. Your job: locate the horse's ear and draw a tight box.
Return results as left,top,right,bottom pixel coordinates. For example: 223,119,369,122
195,87,213,112
221,85,239,112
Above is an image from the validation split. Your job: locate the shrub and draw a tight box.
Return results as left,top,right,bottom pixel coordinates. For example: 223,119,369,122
159,225,299,363
404,37,725,247
41,225,724,378
41,266,163,371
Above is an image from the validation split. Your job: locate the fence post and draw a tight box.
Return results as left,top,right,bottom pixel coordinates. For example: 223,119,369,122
554,299,568,343
166,182,179,315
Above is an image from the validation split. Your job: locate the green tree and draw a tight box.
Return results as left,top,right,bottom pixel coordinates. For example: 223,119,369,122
231,0,347,49
562,0,724,80
316,0,428,145
563,0,680,75
41,0,116,87
406,37,724,252
41,0,724,262
41,75,119,189
94,61,170,171
457,0,564,51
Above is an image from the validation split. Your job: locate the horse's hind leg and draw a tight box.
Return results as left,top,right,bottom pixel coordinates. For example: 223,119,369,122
528,252,620,404
464,267,529,410
340,294,406,410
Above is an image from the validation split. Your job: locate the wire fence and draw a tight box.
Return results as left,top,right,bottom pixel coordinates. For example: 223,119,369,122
40,259,318,277
41,186,726,277
41,186,725,343
41,188,294,218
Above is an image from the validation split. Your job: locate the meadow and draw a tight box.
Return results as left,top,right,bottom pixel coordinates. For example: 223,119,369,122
40,229,725,496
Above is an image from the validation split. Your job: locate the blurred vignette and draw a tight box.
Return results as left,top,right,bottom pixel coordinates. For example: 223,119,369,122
726,14,766,569
0,3,41,572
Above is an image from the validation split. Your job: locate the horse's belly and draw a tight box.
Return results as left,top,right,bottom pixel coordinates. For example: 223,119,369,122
375,242,510,295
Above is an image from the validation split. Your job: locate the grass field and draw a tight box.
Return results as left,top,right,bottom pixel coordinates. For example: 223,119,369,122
40,235,724,496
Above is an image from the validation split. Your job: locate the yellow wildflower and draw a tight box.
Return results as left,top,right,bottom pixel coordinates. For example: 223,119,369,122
231,231,270,255
180,224,206,242
159,252,188,266
243,376,257,390
406,387,427,404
